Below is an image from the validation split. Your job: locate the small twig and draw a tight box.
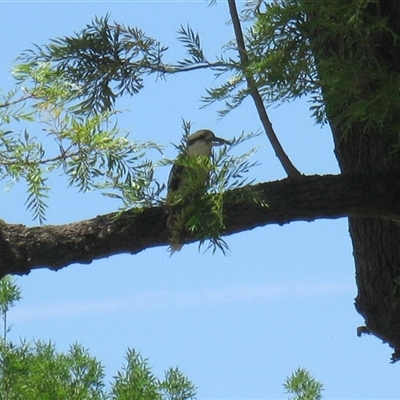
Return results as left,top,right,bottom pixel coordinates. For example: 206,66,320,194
0,94,33,109
0,148,79,167
255,0,264,14
227,0,301,179
152,61,233,75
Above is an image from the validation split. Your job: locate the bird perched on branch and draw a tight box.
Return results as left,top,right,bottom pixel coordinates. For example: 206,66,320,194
167,129,230,251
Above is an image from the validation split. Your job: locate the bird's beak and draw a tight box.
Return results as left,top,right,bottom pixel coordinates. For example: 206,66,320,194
211,136,231,146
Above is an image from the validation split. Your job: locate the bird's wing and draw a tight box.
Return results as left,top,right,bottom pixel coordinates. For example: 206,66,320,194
167,163,184,193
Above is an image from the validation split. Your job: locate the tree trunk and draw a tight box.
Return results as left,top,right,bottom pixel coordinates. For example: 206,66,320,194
333,125,400,361
311,0,400,360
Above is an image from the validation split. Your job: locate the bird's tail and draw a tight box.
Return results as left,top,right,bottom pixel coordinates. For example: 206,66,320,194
167,206,185,252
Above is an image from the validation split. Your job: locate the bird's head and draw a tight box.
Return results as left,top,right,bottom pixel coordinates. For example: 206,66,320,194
187,129,230,157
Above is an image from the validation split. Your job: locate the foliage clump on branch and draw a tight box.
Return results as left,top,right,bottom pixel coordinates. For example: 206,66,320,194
18,15,168,114
245,0,400,133
1,64,161,223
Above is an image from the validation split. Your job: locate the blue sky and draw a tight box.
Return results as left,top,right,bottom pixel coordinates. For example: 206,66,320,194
1,1,399,399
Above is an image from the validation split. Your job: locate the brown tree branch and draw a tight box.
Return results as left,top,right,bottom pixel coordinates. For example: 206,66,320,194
227,0,301,178
2,172,400,278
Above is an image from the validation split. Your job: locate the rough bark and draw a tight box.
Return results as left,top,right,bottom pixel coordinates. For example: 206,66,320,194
310,0,400,361
2,172,400,278
333,125,400,361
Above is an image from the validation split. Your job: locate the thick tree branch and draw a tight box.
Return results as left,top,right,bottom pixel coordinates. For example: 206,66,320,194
2,172,400,278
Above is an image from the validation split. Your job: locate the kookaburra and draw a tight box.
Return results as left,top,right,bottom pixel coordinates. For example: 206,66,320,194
167,129,230,251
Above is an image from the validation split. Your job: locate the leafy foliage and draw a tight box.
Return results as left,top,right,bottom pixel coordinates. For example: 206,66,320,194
112,349,161,400
210,130,260,191
112,350,197,400
159,367,197,400
176,25,208,67
5,17,169,220
0,276,21,341
0,337,197,400
0,62,161,222
196,130,260,253
199,0,400,136
284,367,323,400
0,277,325,399
199,0,317,117
17,15,168,115
245,0,400,133
0,340,106,400
0,277,197,400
